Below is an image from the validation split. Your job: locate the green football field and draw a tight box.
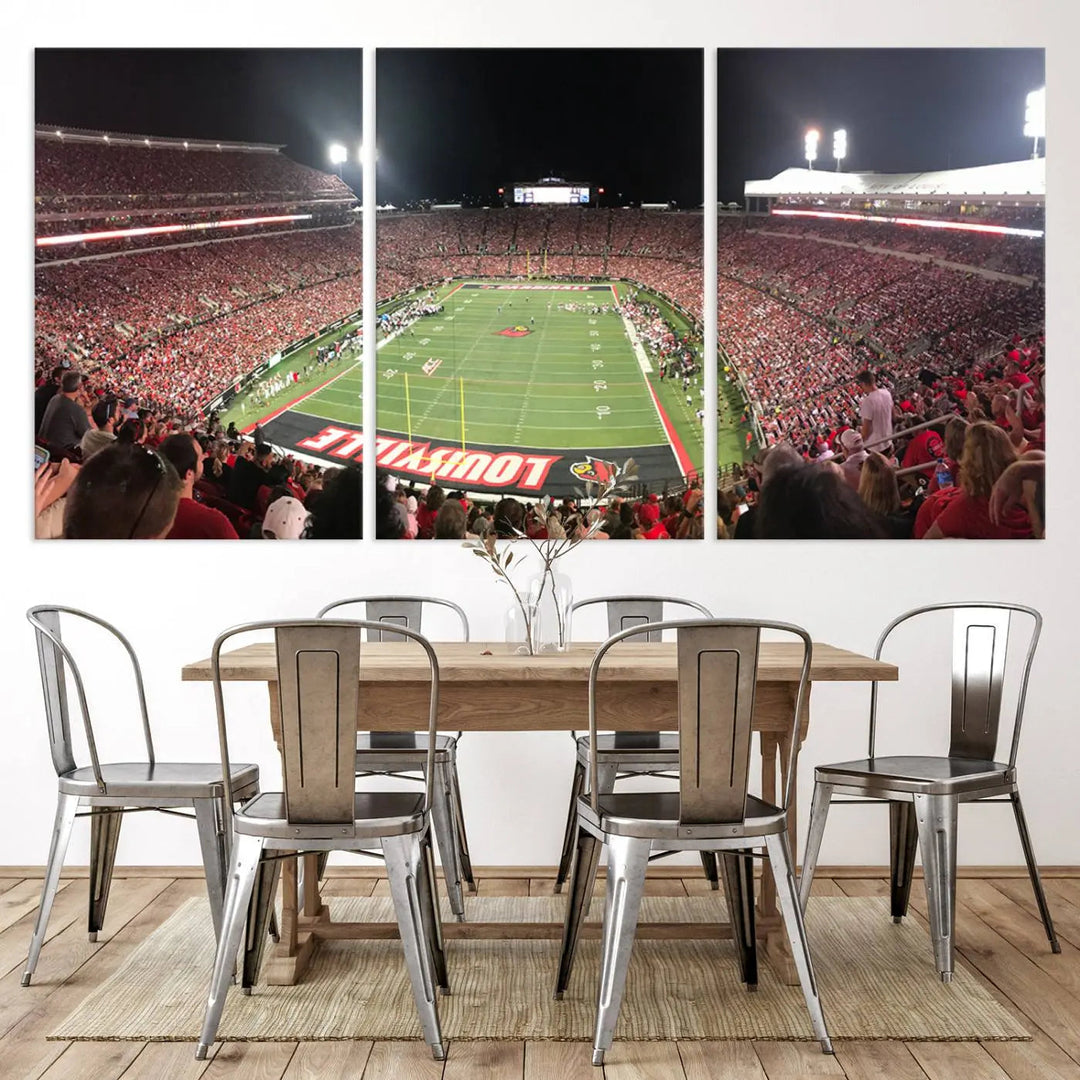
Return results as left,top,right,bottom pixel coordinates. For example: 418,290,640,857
221,326,363,431
229,277,754,492
376,281,704,469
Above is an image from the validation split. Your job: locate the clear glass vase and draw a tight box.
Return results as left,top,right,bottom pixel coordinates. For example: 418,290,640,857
504,597,539,655
528,569,574,653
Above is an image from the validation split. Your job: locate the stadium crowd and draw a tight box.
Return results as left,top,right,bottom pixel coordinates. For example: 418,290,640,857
371,475,708,542
34,128,1044,541
34,397,364,540
36,226,364,421
714,334,1046,539
35,137,353,207
713,219,1043,454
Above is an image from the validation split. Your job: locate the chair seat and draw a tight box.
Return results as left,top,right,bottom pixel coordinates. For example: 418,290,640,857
815,755,1014,796
234,791,426,840
576,733,679,768
59,761,259,799
355,733,456,771
577,790,785,841
358,733,455,753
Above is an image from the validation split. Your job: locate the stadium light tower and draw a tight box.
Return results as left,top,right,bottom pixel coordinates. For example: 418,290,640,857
1024,87,1045,160
833,128,847,171
328,142,347,178
804,129,820,170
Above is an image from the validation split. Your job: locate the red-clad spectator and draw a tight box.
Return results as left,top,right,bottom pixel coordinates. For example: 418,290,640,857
638,500,670,539
416,486,445,540
900,426,945,479
158,433,239,539
921,421,1031,539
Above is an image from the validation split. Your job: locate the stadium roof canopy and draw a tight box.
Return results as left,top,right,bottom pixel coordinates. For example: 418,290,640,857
744,158,1044,203
36,126,284,154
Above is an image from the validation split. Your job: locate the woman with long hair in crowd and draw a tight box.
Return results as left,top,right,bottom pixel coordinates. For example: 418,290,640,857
920,421,1031,539
857,452,915,538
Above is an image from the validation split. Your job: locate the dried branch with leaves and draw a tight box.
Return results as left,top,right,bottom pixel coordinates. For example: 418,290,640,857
463,458,639,652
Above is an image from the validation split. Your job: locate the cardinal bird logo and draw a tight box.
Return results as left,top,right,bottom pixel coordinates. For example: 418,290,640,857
496,325,532,337
570,456,616,484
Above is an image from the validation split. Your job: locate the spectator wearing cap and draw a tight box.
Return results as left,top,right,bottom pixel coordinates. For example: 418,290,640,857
158,433,239,540
90,397,119,434
261,495,310,539
638,499,670,540
38,370,90,454
63,443,182,539
838,429,868,490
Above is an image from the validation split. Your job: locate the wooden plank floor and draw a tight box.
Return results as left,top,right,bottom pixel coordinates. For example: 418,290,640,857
0,870,1076,1080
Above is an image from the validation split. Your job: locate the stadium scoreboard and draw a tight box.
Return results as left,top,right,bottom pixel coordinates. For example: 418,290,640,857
512,183,590,205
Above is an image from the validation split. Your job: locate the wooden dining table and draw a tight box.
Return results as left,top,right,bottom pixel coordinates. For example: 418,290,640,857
182,639,897,986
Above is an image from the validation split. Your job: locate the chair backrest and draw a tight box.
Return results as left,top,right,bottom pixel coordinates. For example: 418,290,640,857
571,595,712,642
211,619,440,825
587,619,811,823
870,602,1040,767
26,606,154,787
316,596,470,642
276,623,362,825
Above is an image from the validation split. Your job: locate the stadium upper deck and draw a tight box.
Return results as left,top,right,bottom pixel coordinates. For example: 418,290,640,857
34,128,356,211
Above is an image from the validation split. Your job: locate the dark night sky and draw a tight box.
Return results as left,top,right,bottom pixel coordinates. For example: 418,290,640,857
33,48,1043,207
717,48,1045,202
376,50,703,206
34,49,364,191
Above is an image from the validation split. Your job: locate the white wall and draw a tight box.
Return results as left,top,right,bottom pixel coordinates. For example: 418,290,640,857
4,0,1077,873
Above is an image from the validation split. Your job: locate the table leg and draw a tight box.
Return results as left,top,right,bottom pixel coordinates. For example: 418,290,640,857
302,854,324,918
279,856,299,955
261,682,326,985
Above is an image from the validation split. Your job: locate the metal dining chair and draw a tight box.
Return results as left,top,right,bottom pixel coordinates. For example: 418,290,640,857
316,596,474,920
197,619,447,1062
24,606,262,987
554,596,718,893
799,602,1059,982
555,619,832,1065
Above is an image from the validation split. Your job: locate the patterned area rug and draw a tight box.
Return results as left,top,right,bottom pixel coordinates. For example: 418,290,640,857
51,894,1027,1042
